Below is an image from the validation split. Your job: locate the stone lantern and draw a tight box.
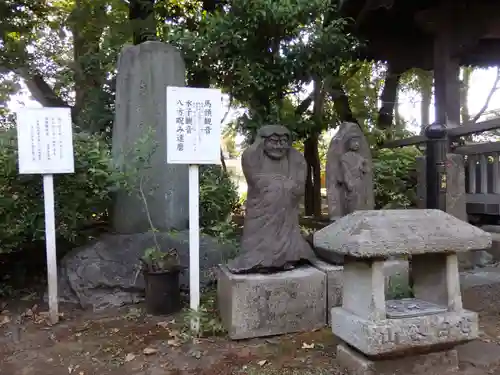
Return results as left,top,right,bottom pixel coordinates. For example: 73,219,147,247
314,209,491,374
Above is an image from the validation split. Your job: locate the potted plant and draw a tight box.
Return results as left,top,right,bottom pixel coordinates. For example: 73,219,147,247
115,128,183,316
140,246,183,315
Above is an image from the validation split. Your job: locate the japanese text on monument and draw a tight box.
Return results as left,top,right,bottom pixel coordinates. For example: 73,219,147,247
167,87,221,165
17,107,74,175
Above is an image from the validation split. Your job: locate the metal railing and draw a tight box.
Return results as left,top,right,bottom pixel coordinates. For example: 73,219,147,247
382,117,500,215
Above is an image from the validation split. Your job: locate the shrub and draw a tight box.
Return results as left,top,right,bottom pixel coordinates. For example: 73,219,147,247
372,147,420,209
0,128,240,254
199,165,239,230
0,128,115,254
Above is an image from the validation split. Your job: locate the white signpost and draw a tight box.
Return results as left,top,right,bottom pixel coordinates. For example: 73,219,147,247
16,107,74,324
166,86,222,325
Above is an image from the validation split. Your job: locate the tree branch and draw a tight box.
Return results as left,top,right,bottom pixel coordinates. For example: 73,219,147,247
220,95,234,172
471,67,500,123
295,92,314,116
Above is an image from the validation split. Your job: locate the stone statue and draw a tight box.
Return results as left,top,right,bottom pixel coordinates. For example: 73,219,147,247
227,125,315,274
326,122,374,220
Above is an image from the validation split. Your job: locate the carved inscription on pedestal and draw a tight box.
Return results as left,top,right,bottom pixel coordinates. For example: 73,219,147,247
374,316,474,346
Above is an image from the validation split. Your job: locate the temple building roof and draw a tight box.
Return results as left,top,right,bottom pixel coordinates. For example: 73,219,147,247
338,0,500,68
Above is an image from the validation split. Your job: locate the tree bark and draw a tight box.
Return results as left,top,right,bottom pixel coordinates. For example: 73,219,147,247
304,133,322,217
460,67,472,124
378,61,402,130
71,0,107,132
417,69,433,132
304,80,323,218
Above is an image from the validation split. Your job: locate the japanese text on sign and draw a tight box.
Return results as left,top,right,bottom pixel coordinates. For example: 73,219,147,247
16,107,74,174
167,87,221,164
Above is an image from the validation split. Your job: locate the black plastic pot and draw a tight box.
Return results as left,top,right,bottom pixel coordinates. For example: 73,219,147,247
143,268,181,315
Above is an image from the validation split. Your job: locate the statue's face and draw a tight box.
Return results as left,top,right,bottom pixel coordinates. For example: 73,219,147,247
263,134,290,160
349,138,360,151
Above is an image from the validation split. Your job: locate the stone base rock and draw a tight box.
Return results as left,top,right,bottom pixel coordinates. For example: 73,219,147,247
217,265,326,340
310,259,409,323
336,343,459,375
57,231,236,310
309,259,343,323
331,307,478,357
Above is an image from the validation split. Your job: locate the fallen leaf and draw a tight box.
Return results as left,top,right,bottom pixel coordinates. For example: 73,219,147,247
302,342,315,349
257,360,267,366
167,339,181,347
0,315,11,326
125,353,136,362
111,328,120,333
156,321,169,329
169,329,180,338
190,350,203,359
143,347,158,355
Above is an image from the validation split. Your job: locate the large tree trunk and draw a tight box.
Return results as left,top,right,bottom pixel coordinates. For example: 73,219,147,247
417,69,433,132
460,67,472,124
129,0,156,45
394,90,401,129
378,61,402,130
304,133,322,217
71,0,107,132
304,81,323,218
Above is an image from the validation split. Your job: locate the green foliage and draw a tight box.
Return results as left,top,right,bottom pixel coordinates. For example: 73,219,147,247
140,247,180,272
181,286,226,339
199,165,239,230
167,0,355,134
0,128,115,254
386,274,413,299
0,127,239,255
372,147,421,209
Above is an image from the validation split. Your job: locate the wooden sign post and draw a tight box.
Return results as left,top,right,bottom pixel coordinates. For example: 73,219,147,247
166,87,222,330
16,107,74,324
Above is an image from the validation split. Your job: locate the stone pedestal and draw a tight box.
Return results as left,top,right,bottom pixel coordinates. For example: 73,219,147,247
337,344,459,375
313,209,491,375
217,265,326,340
309,259,343,323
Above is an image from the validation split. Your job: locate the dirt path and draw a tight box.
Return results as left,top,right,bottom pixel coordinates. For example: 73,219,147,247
2,284,500,375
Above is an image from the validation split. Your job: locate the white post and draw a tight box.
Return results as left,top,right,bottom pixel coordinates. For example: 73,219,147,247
188,164,200,331
43,174,59,324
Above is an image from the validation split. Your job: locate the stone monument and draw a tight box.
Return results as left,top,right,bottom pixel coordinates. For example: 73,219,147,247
325,122,374,221
313,209,491,375
218,125,324,339
112,41,189,233
53,42,235,311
